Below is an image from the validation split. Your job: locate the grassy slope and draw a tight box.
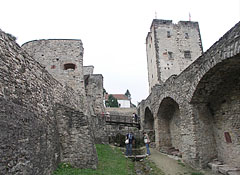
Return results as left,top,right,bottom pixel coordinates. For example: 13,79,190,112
52,144,134,175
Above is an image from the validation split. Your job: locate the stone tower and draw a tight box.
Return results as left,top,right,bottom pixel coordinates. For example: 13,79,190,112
146,19,203,92
22,39,85,96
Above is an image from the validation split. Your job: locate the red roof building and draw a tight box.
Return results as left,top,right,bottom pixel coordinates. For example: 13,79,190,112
104,94,131,108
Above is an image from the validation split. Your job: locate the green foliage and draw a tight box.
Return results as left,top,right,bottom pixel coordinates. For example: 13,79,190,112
52,144,134,175
177,159,186,167
106,94,119,107
191,172,204,175
58,163,73,169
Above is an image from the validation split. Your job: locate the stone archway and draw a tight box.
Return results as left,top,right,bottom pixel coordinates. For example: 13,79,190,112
191,55,240,167
144,107,154,130
144,107,155,142
157,97,181,153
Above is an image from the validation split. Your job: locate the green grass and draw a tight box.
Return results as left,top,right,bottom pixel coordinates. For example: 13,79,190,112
177,159,186,167
191,172,204,175
52,144,135,175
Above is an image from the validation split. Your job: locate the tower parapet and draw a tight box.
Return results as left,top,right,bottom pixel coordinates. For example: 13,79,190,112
146,19,203,92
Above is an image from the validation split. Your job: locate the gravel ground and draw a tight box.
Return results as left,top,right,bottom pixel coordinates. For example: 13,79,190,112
149,148,222,175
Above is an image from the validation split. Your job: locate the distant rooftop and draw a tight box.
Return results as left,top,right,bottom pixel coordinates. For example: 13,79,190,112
105,94,129,100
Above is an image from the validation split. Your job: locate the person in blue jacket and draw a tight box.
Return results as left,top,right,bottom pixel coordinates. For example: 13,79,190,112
125,132,134,156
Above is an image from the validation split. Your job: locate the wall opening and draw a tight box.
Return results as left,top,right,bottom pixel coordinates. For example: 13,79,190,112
191,55,240,167
51,65,56,69
64,63,76,70
144,107,155,142
167,31,171,38
224,132,232,143
184,50,191,59
157,97,181,154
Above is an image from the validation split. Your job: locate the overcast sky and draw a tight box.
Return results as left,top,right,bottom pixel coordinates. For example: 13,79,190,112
1,0,239,105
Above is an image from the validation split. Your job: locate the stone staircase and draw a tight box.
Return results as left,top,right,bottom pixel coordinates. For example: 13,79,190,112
208,160,240,175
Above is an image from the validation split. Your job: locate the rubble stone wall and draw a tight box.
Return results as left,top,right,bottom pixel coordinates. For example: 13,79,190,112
22,39,85,97
83,65,94,75
84,74,107,144
140,22,240,168
0,30,97,174
146,20,203,92
106,107,137,117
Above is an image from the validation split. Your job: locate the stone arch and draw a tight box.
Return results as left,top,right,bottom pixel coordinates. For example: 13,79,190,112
144,107,155,142
191,55,240,167
144,107,154,130
157,97,181,153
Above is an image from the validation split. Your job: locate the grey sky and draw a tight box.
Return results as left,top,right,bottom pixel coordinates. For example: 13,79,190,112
1,0,239,105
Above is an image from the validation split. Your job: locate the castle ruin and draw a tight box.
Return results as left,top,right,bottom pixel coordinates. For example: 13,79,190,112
146,19,203,92
0,17,239,175
140,19,240,171
0,35,101,174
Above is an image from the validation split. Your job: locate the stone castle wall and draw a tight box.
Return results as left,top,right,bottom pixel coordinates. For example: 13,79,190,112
83,65,94,75
84,74,108,144
146,19,203,92
85,74,105,115
141,21,240,168
105,107,137,116
22,39,85,96
105,107,140,140
22,40,108,145
0,30,97,174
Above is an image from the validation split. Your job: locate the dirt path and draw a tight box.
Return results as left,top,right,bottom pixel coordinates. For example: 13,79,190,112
149,148,221,175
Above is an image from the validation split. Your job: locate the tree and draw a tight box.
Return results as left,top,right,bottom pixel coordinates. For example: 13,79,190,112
125,89,131,99
106,94,119,107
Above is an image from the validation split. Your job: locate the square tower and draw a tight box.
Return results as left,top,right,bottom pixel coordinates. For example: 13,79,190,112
146,19,203,92
22,39,85,95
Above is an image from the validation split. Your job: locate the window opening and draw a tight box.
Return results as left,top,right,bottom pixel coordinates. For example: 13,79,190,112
185,33,189,39
51,65,56,69
184,51,191,59
168,51,173,59
64,63,76,70
167,31,171,38
224,132,232,143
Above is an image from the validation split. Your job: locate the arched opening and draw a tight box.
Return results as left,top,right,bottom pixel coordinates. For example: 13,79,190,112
144,107,154,130
64,63,76,70
144,107,155,142
191,55,240,167
157,97,181,154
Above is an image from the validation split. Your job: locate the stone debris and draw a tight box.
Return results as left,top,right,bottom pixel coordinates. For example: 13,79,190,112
218,166,240,175
208,162,240,175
